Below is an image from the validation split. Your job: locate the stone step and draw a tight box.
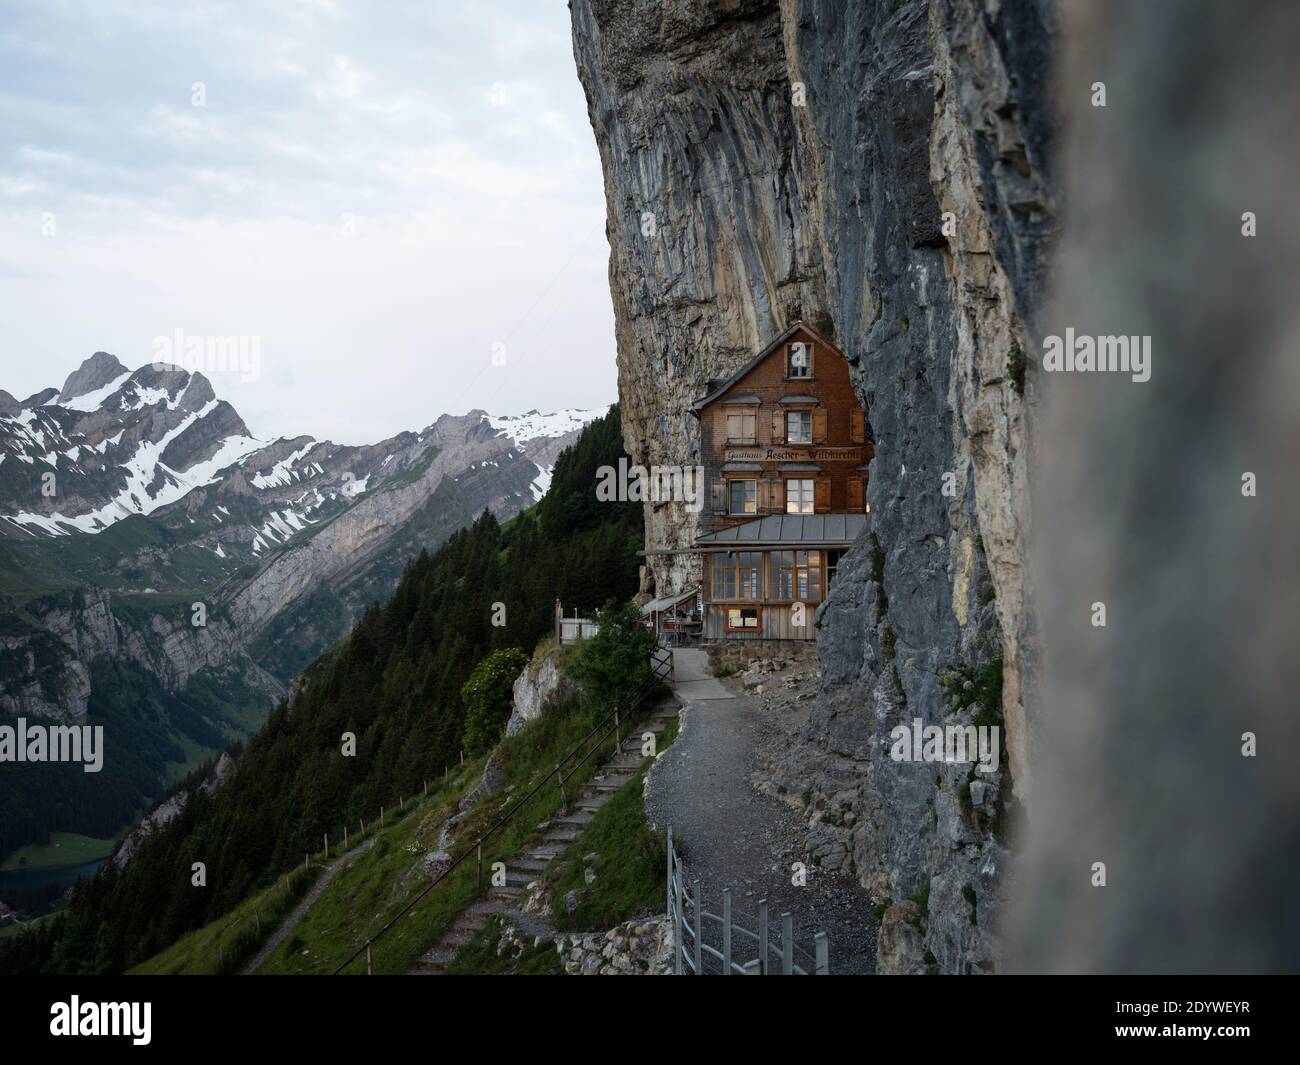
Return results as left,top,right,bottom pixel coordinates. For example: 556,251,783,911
543,828,581,844
575,793,613,811
489,883,524,900
554,810,595,827
515,856,551,873
523,847,563,861
504,870,537,887
441,928,479,948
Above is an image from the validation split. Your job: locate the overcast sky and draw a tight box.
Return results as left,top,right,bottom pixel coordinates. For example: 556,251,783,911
0,0,616,444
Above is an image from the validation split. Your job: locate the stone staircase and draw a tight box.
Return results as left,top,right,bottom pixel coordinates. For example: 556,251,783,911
408,701,680,974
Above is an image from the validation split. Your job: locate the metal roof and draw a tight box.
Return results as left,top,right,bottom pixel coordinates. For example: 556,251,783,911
640,586,700,615
694,513,868,546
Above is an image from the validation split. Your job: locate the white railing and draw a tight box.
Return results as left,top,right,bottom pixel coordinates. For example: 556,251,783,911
666,826,829,975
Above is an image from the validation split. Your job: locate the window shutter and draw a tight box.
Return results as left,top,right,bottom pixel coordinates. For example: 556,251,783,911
847,478,864,512
710,478,726,514
770,408,785,444
759,483,780,517
758,479,774,513
814,478,831,512
812,407,828,444
850,408,866,444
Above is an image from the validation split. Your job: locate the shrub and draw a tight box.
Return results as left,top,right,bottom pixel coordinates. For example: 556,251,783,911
460,648,529,756
564,602,659,717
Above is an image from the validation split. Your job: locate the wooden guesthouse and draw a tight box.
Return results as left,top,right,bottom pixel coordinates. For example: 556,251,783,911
690,322,873,641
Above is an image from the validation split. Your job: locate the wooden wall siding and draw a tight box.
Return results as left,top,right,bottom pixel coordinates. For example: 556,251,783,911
704,605,814,641
698,325,873,531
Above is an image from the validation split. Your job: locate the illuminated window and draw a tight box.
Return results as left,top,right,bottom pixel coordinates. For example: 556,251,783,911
785,478,814,514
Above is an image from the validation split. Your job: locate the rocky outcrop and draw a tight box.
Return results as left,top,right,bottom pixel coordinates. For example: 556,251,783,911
506,647,580,737
560,918,675,975
114,750,238,870
571,0,1056,973
59,351,126,401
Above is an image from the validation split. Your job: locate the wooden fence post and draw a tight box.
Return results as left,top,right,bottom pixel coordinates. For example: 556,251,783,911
380,806,385,827
366,940,373,976
759,899,769,975
324,832,329,858
781,913,794,974
344,824,348,850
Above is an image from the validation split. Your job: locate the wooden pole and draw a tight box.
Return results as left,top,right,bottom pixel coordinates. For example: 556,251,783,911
344,824,349,850
324,832,329,859
366,941,373,976
380,806,385,827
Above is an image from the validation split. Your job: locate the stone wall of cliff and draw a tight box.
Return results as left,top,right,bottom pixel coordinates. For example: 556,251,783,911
571,0,1056,973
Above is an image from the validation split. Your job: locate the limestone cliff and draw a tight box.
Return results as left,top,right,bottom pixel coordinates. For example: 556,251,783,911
572,0,1056,972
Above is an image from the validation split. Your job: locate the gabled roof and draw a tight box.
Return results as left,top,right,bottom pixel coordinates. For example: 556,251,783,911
694,513,868,547
691,321,842,413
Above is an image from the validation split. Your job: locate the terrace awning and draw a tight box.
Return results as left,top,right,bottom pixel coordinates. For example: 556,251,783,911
693,513,868,550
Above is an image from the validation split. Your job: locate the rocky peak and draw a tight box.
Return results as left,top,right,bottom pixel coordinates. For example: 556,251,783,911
59,351,127,401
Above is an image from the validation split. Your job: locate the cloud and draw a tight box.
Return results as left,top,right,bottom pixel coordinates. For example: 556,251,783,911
0,0,615,443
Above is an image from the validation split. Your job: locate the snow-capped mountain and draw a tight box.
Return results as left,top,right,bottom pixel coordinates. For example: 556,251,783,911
0,350,604,721
0,352,601,558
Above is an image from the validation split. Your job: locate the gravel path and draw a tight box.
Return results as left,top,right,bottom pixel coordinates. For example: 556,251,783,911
242,836,377,974
645,682,877,975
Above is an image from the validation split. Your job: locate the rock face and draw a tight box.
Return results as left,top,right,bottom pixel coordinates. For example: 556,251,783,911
506,647,580,737
1008,0,1300,974
571,0,1056,972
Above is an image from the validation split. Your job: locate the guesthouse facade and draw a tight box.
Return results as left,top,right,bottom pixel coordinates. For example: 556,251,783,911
691,322,873,641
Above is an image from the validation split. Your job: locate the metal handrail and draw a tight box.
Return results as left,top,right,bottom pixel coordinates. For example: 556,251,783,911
666,826,829,975
331,647,674,975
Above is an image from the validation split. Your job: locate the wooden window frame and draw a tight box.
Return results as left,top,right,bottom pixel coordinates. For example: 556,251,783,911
786,409,814,444
727,477,758,516
786,342,813,380
769,550,824,604
713,551,764,602
785,478,815,515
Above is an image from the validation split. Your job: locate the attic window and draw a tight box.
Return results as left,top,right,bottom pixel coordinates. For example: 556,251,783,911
787,342,812,378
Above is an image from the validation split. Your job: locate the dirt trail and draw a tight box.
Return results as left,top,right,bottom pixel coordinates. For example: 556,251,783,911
242,836,377,975
646,656,877,974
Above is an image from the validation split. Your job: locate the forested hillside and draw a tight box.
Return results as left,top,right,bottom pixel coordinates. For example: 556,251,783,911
0,406,641,974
